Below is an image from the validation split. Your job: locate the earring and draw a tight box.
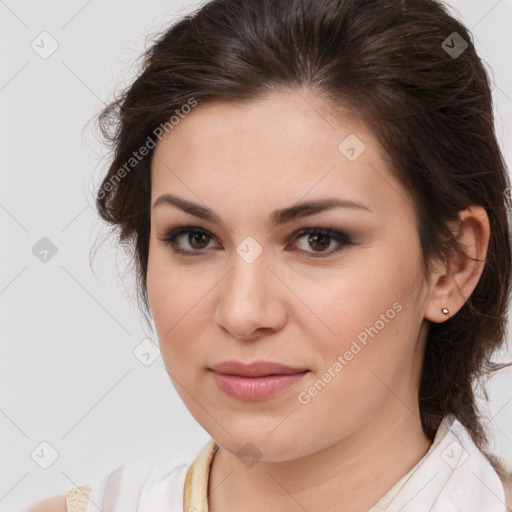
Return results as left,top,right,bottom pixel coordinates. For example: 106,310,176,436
441,308,449,315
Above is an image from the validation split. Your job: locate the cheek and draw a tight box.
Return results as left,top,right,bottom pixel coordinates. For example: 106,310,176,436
289,239,424,371
290,263,422,438
146,243,203,367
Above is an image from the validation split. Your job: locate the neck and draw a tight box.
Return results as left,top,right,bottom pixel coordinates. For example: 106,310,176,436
207,407,432,512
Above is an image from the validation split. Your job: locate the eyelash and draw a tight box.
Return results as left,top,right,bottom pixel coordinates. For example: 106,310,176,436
157,225,353,258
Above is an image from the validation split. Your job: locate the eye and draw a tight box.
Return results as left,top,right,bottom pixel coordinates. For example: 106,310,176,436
158,226,218,256
288,227,353,257
157,225,353,257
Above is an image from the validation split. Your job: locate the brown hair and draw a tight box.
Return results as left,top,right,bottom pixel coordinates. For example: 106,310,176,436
93,0,512,451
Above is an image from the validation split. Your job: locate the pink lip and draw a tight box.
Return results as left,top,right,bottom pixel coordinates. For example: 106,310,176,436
210,360,309,401
211,360,309,377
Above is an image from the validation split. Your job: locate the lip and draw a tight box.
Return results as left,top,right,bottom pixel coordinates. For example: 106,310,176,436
210,360,309,401
211,360,309,377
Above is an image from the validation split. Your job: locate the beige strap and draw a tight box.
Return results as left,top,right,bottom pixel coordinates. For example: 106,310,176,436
64,484,91,512
183,439,218,512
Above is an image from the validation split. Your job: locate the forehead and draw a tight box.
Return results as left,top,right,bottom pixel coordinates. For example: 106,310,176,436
150,90,411,220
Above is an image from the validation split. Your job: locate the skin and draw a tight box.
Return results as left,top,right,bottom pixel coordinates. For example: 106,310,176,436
21,494,66,512
147,89,489,512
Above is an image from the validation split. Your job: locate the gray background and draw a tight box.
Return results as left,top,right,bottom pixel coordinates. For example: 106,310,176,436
1,0,511,509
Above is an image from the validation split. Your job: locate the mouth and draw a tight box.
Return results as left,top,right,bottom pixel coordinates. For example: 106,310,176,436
210,360,309,377
209,360,309,401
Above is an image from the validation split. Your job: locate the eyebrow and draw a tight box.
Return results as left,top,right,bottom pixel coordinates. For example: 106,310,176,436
152,194,371,227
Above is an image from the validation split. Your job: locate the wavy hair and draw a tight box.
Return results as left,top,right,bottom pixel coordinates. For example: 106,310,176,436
93,0,512,453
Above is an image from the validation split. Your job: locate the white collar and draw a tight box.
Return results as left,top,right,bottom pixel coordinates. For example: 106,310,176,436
376,413,506,511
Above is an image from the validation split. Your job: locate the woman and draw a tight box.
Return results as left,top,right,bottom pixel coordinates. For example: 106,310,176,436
24,0,512,510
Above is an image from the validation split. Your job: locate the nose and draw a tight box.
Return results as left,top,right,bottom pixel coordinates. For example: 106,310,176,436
214,253,288,341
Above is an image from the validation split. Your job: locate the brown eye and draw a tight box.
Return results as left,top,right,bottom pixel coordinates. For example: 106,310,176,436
159,225,353,258
290,227,353,257
188,231,210,249
158,226,218,256
307,232,331,252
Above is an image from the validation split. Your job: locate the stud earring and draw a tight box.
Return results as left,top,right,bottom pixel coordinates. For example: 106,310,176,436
441,308,449,315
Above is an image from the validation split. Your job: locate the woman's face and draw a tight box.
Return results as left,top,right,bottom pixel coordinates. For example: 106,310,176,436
147,90,433,461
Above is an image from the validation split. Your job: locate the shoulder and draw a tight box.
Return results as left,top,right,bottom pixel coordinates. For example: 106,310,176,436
20,445,202,512
20,484,91,512
19,494,66,512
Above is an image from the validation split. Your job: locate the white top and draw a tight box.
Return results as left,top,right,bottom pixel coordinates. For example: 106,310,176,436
83,414,507,512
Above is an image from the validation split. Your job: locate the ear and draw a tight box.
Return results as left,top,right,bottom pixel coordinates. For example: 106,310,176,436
424,205,490,323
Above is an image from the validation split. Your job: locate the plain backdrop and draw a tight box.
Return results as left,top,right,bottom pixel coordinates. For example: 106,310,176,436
1,0,511,509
